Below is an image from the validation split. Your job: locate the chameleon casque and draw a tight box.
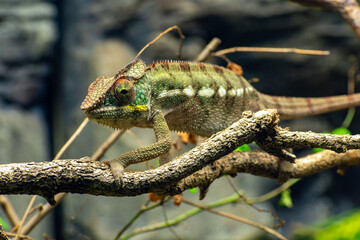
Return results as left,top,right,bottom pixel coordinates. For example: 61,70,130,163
81,59,360,184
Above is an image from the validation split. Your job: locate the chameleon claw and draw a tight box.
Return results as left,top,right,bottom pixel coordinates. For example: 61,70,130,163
102,160,125,187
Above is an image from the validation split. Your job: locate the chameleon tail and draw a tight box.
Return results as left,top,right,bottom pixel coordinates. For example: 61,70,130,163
260,93,360,120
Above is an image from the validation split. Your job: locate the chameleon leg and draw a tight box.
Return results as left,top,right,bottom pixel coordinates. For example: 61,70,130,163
103,110,172,186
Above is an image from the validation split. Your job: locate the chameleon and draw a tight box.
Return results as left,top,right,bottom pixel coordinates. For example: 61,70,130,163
81,59,360,184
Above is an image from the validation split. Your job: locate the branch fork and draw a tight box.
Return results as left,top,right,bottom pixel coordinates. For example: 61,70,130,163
0,109,359,205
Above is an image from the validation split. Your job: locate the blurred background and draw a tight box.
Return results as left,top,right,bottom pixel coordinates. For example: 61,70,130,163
1,0,360,239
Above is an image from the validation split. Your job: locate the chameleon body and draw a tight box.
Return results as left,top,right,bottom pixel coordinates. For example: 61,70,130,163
81,60,360,184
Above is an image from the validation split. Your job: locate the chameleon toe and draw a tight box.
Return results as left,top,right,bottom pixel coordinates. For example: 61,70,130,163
102,160,125,187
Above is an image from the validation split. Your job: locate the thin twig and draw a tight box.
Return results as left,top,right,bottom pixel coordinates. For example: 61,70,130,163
161,202,182,240
3,232,33,240
91,130,126,161
0,196,20,227
54,118,89,160
114,198,171,240
14,196,36,240
27,204,43,216
134,25,185,61
20,193,66,235
68,196,91,240
195,38,222,62
125,130,145,147
246,179,300,204
342,56,358,128
212,47,329,57
225,176,285,229
119,181,295,240
181,199,288,240
0,227,10,240
18,118,90,236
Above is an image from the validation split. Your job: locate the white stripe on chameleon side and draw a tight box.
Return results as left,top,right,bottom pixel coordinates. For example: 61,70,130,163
218,86,226,97
158,89,182,98
246,86,254,93
158,86,252,99
236,88,243,97
183,86,195,97
228,89,236,97
198,87,215,97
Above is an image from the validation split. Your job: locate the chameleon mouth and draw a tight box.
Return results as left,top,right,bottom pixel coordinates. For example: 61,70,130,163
86,106,121,113
85,105,151,129
85,106,123,118
85,105,149,119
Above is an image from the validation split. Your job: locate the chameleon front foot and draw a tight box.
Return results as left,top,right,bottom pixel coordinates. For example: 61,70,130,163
102,160,125,186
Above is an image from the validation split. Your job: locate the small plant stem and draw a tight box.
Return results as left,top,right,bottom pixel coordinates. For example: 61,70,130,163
92,130,125,161
19,118,90,235
114,198,171,240
14,196,36,240
247,179,299,204
342,56,358,128
120,180,296,240
0,196,20,227
20,193,66,235
213,47,329,56
181,199,287,240
54,118,89,160
195,37,222,62
134,25,184,61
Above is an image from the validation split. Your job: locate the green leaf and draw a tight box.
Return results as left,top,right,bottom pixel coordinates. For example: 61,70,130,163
313,148,324,153
0,216,10,231
331,127,351,135
188,187,198,193
278,189,293,208
154,161,160,167
234,144,251,152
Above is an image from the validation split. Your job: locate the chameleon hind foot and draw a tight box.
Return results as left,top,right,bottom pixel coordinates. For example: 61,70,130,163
102,160,125,186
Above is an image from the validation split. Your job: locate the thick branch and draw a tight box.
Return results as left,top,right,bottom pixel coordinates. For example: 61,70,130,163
0,110,359,203
163,149,360,195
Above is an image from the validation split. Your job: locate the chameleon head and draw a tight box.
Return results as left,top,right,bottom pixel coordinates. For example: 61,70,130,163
80,60,151,129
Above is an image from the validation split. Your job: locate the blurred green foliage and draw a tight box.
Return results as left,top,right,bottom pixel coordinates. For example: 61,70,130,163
278,189,293,208
294,209,360,240
0,217,9,231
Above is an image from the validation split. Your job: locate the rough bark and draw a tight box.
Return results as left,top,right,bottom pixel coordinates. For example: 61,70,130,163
0,110,359,205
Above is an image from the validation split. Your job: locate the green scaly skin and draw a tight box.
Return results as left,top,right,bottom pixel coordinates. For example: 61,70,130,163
81,59,360,185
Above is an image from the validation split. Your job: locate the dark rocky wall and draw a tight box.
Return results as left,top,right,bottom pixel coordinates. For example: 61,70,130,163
1,0,359,239
0,0,56,238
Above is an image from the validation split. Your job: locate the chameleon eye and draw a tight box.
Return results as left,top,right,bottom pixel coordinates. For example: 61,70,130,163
112,78,135,105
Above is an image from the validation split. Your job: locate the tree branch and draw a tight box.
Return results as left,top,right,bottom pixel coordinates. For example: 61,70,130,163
291,0,360,40
0,110,359,204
